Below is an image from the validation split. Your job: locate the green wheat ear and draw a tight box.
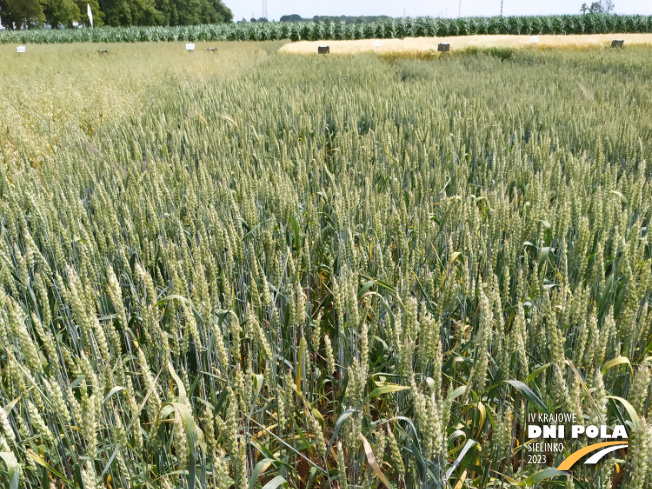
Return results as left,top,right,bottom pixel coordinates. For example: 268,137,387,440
0,41,651,489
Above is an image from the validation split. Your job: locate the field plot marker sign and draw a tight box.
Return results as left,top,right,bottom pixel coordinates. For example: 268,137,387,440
318,46,330,54
373,40,382,48
437,43,450,52
17,46,26,54
531,36,539,44
611,40,624,48
186,43,195,52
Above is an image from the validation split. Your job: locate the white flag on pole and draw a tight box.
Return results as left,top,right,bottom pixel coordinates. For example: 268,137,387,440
87,4,93,28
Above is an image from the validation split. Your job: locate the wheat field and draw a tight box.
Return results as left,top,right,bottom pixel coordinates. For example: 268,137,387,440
0,42,651,489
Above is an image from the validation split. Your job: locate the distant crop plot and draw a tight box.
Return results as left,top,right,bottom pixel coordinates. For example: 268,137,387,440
0,14,651,44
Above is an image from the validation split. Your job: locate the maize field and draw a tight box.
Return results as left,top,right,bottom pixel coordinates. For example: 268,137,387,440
0,41,651,488
0,14,652,45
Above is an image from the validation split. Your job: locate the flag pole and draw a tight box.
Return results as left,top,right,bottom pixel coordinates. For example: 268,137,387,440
87,4,94,29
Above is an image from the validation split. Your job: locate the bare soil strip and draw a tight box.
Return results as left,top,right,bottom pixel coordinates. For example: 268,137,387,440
280,33,652,55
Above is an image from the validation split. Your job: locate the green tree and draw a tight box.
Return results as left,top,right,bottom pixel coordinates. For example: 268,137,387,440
17,0,233,28
589,1,603,12
168,0,231,26
173,0,200,25
130,0,164,25
74,0,103,26
0,0,17,29
98,0,130,26
206,0,231,22
154,0,170,24
280,14,302,22
1,0,45,28
44,0,80,27
580,3,589,14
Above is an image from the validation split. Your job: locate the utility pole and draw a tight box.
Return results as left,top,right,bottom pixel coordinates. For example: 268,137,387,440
262,0,268,19
500,0,504,17
458,0,461,17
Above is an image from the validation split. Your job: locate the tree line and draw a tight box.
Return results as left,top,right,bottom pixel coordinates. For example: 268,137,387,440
580,1,615,14
278,15,392,24
0,0,232,29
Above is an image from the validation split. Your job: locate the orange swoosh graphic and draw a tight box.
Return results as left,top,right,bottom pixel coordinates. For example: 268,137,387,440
557,441,628,471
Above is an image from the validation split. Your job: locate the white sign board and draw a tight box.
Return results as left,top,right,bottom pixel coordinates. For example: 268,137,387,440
186,43,195,51
530,36,539,43
17,46,26,53
373,40,382,47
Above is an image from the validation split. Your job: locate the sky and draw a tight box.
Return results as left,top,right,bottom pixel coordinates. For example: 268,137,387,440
233,0,652,21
